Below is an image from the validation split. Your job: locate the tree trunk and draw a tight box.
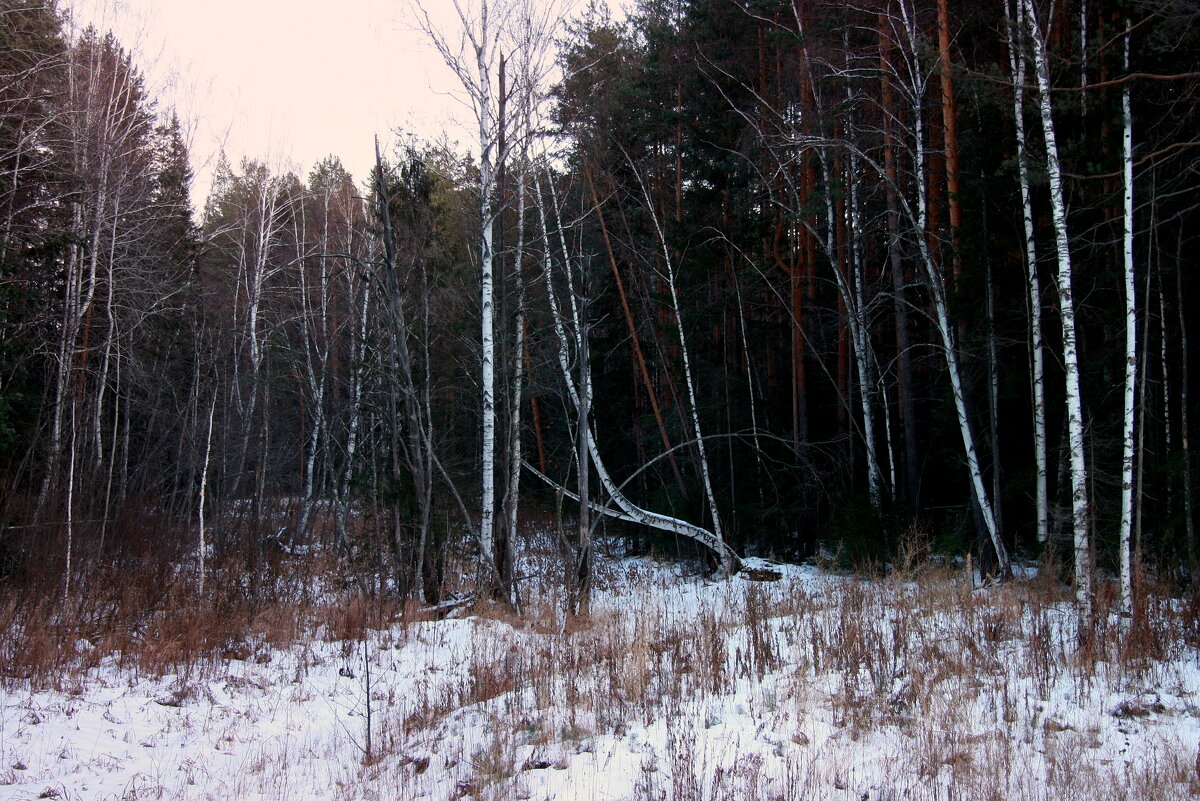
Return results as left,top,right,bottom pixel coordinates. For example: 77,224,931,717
535,173,740,574
504,157,528,613
899,0,1010,576
880,15,920,506
583,163,687,497
1119,21,1137,614
1007,0,1049,546
1024,0,1092,606
570,264,592,617
635,158,731,565
937,0,963,286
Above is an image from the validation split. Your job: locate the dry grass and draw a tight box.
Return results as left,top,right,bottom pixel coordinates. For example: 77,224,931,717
358,552,1200,801
2,526,1199,800
0,541,409,691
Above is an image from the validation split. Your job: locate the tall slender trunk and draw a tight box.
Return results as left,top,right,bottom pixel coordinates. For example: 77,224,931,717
476,39,500,592
1135,267,1152,570
297,189,336,544
1079,0,1089,118
834,152,851,444
584,163,686,496
491,53,514,602
847,146,885,508
797,31,817,451
900,0,1009,576
234,174,282,506
570,264,591,617
504,162,528,613
1007,0,1049,546
731,259,766,498
880,16,919,505
534,173,739,573
1025,0,1092,605
336,276,370,555
816,148,854,431
64,401,77,600
635,160,729,556
1161,276,1172,460
523,318,547,475
1176,232,1195,582
1118,21,1137,614
198,393,216,596
40,164,106,511
937,0,963,285
93,196,119,468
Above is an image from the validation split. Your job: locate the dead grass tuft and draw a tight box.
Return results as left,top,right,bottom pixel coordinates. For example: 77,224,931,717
4,516,1200,801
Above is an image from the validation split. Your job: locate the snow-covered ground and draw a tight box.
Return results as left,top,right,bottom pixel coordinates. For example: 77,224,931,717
3,554,1198,800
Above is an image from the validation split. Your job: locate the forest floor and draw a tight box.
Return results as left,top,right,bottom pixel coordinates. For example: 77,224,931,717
2,535,1199,800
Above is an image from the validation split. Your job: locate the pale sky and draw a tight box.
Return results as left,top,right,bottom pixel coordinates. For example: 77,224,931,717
68,0,495,205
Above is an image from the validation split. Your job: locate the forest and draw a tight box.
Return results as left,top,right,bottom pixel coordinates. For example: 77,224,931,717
3,0,1197,608
3,1,1200,798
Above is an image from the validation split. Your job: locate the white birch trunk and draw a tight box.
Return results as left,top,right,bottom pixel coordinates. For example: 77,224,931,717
457,0,500,578
535,175,739,573
64,402,77,600
93,195,119,467
336,276,370,551
505,168,528,592
898,0,1009,574
1007,0,1049,546
234,172,285,499
198,394,216,595
633,166,729,551
39,71,112,507
1024,0,1092,605
815,143,882,500
296,190,333,544
848,148,885,507
418,0,563,592
1119,22,1136,615
1079,0,1089,117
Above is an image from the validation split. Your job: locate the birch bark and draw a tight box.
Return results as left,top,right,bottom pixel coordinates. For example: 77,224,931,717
896,0,1009,575
631,163,730,553
1024,0,1092,605
1119,22,1136,614
1006,0,1049,546
534,174,740,574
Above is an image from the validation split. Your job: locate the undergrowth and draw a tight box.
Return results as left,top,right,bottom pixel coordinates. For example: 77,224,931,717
2,526,1199,800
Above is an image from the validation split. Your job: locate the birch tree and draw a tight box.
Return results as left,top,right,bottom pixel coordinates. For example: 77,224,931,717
294,159,365,544
1005,0,1048,548
874,0,1009,574
1119,19,1136,615
202,158,300,520
1023,0,1092,605
533,170,741,576
627,153,731,554
416,0,559,600
762,0,1005,569
37,28,169,529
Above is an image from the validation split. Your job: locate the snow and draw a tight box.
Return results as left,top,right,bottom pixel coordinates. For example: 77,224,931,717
3,554,1198,800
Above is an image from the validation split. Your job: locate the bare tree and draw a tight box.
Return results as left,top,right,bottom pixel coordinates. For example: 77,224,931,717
39,29,158,511
532,168,741,576
1005,0,1049,548
1119,18,1136,615
415,0,560,601
1023,0,1092,606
